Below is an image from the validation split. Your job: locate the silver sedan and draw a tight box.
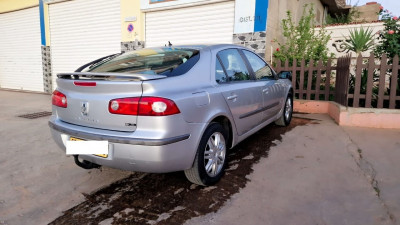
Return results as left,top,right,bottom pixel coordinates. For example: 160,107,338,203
49,44,293,186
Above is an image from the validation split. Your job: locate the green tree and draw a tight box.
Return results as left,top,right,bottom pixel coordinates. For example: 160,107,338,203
273,4,332,65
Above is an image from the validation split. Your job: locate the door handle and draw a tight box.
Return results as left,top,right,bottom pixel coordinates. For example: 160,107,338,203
262,88,269,93
227,95,238,100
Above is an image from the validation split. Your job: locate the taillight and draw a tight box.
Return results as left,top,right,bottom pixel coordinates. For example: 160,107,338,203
138,97,181,116
109,97,180,116
109,97,140,115
52,90,67,108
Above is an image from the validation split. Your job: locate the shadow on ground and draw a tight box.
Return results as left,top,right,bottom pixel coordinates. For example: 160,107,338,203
50,117,312,225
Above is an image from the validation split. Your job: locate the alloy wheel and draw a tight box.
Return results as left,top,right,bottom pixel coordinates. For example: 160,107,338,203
203,132,226,177
285,97,292,121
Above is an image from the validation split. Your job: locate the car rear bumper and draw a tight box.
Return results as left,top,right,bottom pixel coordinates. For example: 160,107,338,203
49,121,190,146
49,116,205,173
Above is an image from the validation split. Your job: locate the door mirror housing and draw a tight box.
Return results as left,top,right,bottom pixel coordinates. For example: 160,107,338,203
277,71,292,81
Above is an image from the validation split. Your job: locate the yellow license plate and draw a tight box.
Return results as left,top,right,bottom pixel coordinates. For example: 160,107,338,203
70,137,84,141
69,137,108,158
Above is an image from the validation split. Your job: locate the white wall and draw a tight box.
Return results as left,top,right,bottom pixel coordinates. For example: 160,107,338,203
316,22,385,57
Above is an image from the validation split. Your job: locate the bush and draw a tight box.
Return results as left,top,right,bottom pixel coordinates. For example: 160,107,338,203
325,9,360,25
374,9,400,59
273,4,332,65
374,8,400,108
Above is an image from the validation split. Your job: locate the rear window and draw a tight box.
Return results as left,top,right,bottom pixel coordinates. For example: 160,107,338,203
85,48,200,77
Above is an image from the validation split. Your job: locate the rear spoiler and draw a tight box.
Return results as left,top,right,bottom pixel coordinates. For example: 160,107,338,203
57,72,167,81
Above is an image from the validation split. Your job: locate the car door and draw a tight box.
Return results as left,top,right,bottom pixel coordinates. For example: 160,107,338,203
215,48,265,136
241,50,285,121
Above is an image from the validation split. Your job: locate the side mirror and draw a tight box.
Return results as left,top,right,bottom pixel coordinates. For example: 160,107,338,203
277,71,292,81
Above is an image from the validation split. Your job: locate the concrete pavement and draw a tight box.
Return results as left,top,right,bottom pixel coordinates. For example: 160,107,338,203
185,114,400,225
0,90,131,225
343,126,400,223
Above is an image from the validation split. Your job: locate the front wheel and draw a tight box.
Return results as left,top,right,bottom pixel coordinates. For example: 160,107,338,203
275,94,293,126
184,123,228,186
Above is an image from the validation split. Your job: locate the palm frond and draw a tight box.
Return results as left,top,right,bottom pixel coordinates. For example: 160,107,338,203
343,27,375,55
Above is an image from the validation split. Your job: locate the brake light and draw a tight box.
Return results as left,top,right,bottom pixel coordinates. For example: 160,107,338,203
52,90,67,108
74,81,97,86
109,97,180,116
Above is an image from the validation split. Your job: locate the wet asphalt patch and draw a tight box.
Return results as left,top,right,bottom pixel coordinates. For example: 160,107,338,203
50,117,311,225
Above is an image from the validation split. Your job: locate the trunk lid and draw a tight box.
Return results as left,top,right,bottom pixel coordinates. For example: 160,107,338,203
54,72,166,132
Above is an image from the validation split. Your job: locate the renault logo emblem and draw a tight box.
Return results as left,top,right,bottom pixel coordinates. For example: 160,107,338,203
81,102,89,116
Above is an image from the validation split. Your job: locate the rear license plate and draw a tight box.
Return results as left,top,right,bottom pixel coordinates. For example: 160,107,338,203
70,137,84,141
69,137,108,158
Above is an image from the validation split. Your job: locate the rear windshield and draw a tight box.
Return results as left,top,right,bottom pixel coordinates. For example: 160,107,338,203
85,47,200,77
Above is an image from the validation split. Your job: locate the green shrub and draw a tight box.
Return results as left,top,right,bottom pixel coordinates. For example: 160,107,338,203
273,4,332,66
325,9,360,25
374,9,400,59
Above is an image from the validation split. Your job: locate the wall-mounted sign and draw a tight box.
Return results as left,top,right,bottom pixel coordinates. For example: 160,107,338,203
127,24,134,33
234,0,268,34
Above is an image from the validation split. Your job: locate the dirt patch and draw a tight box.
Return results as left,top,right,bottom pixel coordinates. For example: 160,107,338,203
50,117,311,225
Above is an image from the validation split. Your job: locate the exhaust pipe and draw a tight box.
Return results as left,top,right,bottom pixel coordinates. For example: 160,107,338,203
73,155,101,169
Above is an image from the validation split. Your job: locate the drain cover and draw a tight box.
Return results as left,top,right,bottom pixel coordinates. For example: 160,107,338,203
18,111,52,119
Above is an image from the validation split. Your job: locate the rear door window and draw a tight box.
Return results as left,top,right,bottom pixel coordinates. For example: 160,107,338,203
217,49,250,81
242,50,274,80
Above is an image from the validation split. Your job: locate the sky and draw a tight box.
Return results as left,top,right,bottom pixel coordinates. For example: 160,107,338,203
348,0,400,17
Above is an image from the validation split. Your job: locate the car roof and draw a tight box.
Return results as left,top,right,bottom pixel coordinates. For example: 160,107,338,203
147,44,244,51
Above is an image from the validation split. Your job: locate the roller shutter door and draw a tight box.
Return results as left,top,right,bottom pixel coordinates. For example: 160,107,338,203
145,1,234,47
49,0,121,89
0,7,44,92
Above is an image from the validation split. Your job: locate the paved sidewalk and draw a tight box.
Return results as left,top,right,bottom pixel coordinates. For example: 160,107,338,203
0,91,131,225
343,126,400,223
185,114,400,225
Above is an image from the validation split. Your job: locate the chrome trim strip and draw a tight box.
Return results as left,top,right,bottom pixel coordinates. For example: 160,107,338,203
239,101,280,119
48,121,190,146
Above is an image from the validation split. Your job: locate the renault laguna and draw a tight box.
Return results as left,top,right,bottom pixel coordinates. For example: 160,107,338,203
49,44,293,186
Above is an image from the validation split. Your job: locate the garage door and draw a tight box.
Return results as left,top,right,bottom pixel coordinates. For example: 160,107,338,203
49,0,121,89
0,7,44,92
145,1,234,47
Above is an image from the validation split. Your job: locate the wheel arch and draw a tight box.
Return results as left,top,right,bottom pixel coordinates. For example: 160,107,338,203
209,115,234,149
289,87,293,98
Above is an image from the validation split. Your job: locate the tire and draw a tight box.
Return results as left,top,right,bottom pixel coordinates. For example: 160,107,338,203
184,123,228,186
275,94,293,126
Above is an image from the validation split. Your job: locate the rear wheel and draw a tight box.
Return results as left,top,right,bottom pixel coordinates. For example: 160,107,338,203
184,123,228,186
275,94,293,126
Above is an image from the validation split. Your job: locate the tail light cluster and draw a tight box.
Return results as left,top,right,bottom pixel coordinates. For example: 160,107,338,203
109,97,180,116
52,90,67,108
52,90,179,116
